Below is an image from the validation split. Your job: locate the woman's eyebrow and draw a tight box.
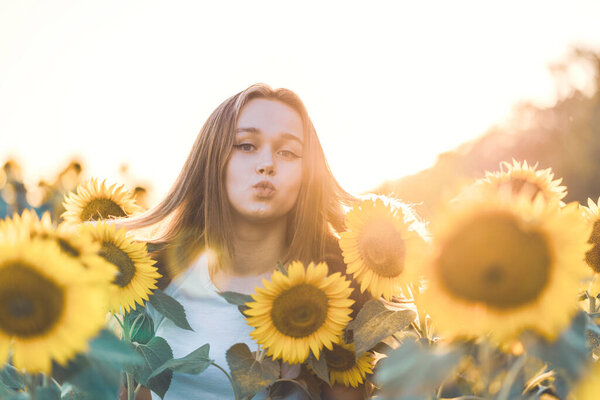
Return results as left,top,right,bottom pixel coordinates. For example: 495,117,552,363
235,128,303,144
235,127,259,134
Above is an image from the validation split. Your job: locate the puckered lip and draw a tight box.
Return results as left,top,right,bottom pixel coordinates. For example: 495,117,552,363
253,180,276,190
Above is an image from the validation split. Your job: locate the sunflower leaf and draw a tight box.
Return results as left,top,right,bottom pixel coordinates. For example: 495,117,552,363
306,353,329,385
53,356,122,400
52,330,139,400
348,299,416,357
4,393,30,400
276,261,288,275
35,384,61,400
525,312,589,388
0,364,24,391
89,329,144,365
148,343,212,380
374,341,463,398
124,309,155,345
225,343,280,399
149,289,194,331
268,378,320,400
132,336,174,399
219,291,253,307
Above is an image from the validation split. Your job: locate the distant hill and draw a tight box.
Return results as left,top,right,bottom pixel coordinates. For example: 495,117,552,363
375,48,600,218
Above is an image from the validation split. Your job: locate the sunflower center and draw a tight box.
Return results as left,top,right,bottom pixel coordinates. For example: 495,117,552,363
80,199,126,221
99,242,135,287
0,264,64,337
270,284,329,338
507,178,543,200
324,343,356,371
358,217,406,278
586,219,600,273
437,213,552,310
58,238,81,258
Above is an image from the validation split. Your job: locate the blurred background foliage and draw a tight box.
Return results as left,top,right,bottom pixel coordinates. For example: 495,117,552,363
0,159,151,222
376,48,600,218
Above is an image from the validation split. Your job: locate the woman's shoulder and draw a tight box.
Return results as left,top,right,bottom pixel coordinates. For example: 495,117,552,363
145,241,206,291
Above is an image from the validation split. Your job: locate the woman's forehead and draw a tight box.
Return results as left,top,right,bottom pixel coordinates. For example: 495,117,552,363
236,98,303,141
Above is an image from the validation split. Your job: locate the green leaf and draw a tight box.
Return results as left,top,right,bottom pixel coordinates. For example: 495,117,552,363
89,329,144,365
149,289,193,331
34,385,61,400
51,329,143,400
6,393,30,400
225,343,280,399
59,384,96,400
306,353,329,385
132,336,173,399
53,356,121,400
268,378,319,400
148,343,212,380
0,364,24,391
296,365,323,400
348,299,416,357
375,341,463,398
525,312,589,386
219,291,253,307
276,261,287,275
124,310,155,345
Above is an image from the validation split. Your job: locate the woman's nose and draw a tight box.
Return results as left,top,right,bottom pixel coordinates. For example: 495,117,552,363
256,155,275,176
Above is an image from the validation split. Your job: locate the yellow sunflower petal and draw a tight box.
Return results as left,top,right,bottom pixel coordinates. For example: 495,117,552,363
420,187,591,345
477,159,567,205
320,340,374,388
339,196,428,300
0,239,107,374
80,221,160,314
245,261,353,364
61,178,143,227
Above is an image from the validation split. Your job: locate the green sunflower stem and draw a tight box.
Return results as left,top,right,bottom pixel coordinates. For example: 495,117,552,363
114,312,130,341
496,355,525,400
126,371,135,400
480,342,493,395
590,294,597,314
212,362,239,400
24,373,38,397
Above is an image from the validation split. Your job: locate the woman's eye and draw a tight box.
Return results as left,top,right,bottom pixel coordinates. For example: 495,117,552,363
278,150,300,159
234,143,255,152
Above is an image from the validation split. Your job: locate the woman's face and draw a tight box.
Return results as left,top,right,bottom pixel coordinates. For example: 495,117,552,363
225,98,304,223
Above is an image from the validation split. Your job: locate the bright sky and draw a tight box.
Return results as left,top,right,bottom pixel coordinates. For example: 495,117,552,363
1,0,599,203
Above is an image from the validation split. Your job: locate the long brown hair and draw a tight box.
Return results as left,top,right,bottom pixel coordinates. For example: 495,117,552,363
118,83,354,277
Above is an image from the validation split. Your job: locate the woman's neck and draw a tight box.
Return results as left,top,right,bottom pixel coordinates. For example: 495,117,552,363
220,216,288,276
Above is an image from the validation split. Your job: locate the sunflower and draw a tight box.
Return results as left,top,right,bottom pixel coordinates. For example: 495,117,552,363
245,261,354,364
570,362,600,400
420,189,590,344
322,340,374,387
580,197,600,274
80,222,160,313
0,210,117,284
61,178,143,226
0,209,53,243
477,160,567,204
0,239,107,374
339,197,428,300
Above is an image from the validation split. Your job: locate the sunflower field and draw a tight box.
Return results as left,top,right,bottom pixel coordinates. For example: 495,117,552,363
0,155,599,400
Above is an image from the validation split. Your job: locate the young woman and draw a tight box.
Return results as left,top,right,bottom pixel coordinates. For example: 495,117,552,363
119,84,367,399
